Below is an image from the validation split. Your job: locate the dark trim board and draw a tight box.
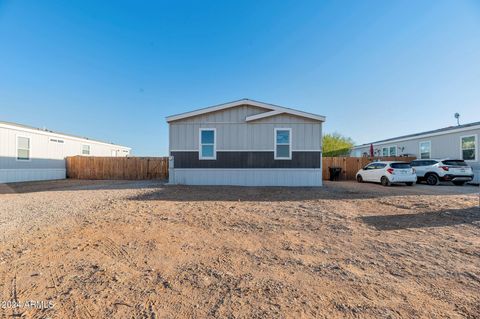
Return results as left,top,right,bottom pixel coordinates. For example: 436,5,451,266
171,151,321,169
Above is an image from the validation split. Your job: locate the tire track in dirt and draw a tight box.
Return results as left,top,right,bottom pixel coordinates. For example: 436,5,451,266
91,237,138,270
9,273,19,318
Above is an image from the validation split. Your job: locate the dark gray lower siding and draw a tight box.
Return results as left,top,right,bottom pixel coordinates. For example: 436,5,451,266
171,151,321,169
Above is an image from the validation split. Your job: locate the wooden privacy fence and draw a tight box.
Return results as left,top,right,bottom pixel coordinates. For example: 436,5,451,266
66,155,415,182
66,156,169,180
322,156,416,181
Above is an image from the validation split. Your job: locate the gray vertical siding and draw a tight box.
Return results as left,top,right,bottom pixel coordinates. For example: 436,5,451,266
169,105,322,151
171,151,321,168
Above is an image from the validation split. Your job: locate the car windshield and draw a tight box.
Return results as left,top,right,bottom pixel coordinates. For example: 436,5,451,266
442,160,468,167
390,163,411,169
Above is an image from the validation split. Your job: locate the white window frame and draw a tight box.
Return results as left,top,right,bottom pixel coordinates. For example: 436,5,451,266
82,144,91,155
274,128,292,160
389,145,397,157
382,147,388,157
460,134,477,162
199,128,216,160
419,140,431,159
16,135,31,161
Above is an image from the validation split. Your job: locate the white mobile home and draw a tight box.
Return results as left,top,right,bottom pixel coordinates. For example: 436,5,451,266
167,99,325,186
0,121,131,183
351,121,480,182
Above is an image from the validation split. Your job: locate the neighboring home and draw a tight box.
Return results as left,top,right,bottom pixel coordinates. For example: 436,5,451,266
166,99,325,186
0,121,131,183
350,121,480,182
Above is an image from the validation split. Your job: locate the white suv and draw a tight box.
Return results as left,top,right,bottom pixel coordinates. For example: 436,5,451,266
410,159,474,186
356,161,417,186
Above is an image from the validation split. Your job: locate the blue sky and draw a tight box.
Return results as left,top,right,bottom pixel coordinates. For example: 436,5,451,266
1,0,479,155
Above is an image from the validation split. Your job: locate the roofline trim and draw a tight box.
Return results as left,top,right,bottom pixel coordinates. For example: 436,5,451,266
245,110,283,122
0,121,131,150
165,99,326,122
352,123,480,149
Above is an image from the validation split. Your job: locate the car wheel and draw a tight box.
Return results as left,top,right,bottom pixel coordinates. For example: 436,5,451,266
356,175,363,183
452,181,465,186
381,176,390,186
405,182,413,186
426,174,439,186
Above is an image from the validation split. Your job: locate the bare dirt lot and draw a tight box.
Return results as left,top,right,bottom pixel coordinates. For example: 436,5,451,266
0,180,479,318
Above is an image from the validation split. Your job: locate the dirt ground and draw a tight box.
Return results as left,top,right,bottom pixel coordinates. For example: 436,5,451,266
0,179,478,318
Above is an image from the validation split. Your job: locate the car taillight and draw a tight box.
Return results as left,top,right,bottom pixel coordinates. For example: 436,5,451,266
387,168,394,174
440,166,449,171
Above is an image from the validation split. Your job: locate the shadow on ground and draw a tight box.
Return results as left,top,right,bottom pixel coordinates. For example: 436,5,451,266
0,179,165,194
127,182,480,202
1,179,478,201
360,206,480,230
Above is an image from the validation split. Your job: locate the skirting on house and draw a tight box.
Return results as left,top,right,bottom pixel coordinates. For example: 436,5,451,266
0,169,66,183
170,168,322,187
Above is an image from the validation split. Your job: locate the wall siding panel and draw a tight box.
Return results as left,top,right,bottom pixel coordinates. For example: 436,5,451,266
169,104,322,151
171,151,321,168
171,168,323,186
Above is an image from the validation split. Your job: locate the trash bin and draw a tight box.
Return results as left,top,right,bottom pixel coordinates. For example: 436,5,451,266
328,167,342,181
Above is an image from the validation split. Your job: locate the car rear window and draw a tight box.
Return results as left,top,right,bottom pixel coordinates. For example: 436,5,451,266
390,163,411,169
442,160,468,166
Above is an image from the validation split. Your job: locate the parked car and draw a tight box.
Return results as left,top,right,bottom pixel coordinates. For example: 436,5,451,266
356,161,417,186
410,159,474,186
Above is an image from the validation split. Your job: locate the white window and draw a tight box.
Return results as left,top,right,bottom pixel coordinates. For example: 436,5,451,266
199,128,216,160
382,147,389,157
274,128,292,160
389,146,397,156
419,141,431,159
460,135,477,161
82,145,90,155
17,136,30,160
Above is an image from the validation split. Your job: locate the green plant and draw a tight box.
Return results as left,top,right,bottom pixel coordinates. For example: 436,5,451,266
322,133,354,157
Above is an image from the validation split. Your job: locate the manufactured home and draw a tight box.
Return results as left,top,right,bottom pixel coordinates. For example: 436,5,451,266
166,99,325,186
351,121,480,183
0,121,131,183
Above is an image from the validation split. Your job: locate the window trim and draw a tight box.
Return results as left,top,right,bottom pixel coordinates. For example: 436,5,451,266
389,145,397,157
460,134,477,162
419,140,431,159
274,128,292,160
199,128,216,160
382,147,389,157
82,144,91,156
16,135,31,161
382,145,397,157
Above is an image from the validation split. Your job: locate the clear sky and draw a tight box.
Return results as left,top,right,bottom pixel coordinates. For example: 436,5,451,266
1,1,479,155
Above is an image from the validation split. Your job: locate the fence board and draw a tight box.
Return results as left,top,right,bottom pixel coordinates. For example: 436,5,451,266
67,155,414,182
66,156,169,180
322,156,416,181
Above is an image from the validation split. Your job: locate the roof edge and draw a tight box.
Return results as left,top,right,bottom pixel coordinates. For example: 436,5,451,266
166,98,326,123
352,121,480,149
0,121,131,149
